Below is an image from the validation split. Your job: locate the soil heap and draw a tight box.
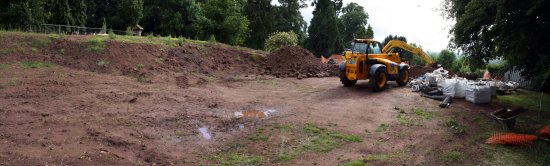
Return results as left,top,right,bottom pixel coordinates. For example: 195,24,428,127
262,46,337,79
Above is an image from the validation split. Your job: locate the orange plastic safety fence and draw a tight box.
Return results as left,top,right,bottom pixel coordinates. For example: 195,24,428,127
485,133,538,145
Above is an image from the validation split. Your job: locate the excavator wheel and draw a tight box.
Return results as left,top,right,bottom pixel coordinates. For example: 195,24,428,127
396,68,410,86
339,70,357,87
370,68,388,92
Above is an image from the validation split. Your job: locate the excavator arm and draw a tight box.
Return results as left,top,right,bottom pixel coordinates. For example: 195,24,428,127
381,40,434,65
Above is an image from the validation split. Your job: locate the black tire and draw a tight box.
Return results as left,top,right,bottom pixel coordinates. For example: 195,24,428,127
339,70,356,87
370,68,388,92
396,68,410,86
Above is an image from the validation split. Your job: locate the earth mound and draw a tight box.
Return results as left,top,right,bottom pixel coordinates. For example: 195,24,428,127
261,46,337,79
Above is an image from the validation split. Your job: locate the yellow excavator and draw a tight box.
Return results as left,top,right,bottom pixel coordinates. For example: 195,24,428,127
339,39,434,92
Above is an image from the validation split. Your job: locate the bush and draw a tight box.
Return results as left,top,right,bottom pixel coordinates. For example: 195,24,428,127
108,29,116,39
264,31,298,52
125,27,133,36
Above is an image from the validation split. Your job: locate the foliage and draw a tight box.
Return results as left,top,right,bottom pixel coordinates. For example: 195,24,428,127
264,31,298,52
306,0,340,57
125,27,133,36
141,0,202,37
85,37,105,53
446,120,465,135
244,0,273,49
108,29,116,39
199,0,250,45
443,0,550,89
0,0,48,30
437,49,456,69
272,0,308,45
339,2,369,47
96,59,110,66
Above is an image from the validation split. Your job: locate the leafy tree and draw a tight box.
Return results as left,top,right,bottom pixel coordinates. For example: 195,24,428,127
200,0,249,45
47,0,75,26
85,0,120,28
443,0,550,88
71,0,88,26
382,34,407,47
0,0,48,30
264,31,298,52
306,0,340,57
119,0,143,27
339,2,369,45
272,0,307,44
141,0,201,37
244,0,273,49
437,49,456,69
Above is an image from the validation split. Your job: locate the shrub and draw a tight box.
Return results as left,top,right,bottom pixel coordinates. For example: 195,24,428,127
264,31,298,52
108,29,116,39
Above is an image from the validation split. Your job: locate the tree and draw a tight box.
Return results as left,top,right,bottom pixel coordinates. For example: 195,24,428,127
200,0,249,45
85,0,119,28
264,31,298,52
382,34,407,47
272,0,307,44
306,0,340,57
244,0,273,49
443,0,550,88
437,49,456,69
119,0,143,27
71,0,88,26
141,0,201,37
47,0,75,26
339,2,369,46
0,0,48,30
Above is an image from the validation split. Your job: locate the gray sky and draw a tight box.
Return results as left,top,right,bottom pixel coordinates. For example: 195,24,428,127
298,0,455,53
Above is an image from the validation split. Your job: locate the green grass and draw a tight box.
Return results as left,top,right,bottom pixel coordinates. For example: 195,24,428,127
441,151,464,162
446,120,466,135
396,114,416,126
342,158,367,166
494,89,550,112
248,127,271,141
234,55,241,61
214,153,263,166
97,59,110,66
30,38,50,48
302,124,362,152
30,47,38,54
274,124,291,132
85,37,106,53
19,61,54,69
136,63,144,69
413,108,433,120
375,123,389,132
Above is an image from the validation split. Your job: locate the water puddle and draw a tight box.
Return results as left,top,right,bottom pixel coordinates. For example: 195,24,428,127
234,109,279,119
172,137,182,143
198,127,212,140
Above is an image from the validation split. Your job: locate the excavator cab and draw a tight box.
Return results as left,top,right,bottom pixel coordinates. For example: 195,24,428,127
339,39,434,92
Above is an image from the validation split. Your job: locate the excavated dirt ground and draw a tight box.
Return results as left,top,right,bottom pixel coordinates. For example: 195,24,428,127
1,34,549,165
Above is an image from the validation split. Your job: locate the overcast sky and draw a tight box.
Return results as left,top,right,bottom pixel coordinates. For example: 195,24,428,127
297,0,455,53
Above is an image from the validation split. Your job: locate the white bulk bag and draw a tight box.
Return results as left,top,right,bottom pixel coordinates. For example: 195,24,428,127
442,79,457,98
465,83,492,104
454,78,468,98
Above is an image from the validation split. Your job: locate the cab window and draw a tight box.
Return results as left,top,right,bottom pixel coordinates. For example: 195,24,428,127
368,43,381,54
352,42,367,54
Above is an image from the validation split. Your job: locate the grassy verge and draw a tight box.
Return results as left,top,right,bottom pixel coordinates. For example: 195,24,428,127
494,89,550,112
18,61,54,69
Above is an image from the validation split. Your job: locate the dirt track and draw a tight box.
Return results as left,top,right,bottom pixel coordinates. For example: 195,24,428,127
2,64,532,165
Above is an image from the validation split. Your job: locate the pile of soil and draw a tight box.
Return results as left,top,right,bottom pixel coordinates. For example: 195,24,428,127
409,65,437,78
0,34,267,87
261,46,337,79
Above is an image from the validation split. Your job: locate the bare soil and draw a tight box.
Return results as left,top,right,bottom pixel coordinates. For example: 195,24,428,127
1,34,548,165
